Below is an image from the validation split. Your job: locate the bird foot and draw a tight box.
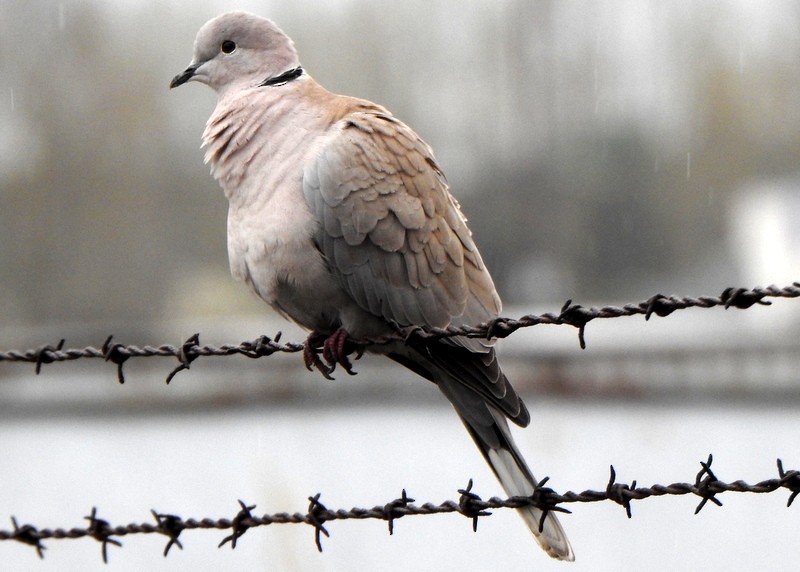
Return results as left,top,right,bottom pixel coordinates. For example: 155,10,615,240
303,328,362,379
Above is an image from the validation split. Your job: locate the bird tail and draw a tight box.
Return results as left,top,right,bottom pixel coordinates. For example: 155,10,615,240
436,377,574,561
389,346,574,560
460,407,575,561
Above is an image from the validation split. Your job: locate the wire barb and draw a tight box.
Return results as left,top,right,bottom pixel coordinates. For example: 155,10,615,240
84,507,121,564
151,510,185,557
644,294,676,319
165,333,201,385
236,333,283,358
33,339,65,375
102,335,130,384
776,459,800,507
527,476,572,532
693,454,724,514
457,479,491,532
384,489,415,535
557,299,594,349
10,517,45,559
306,494,331,552
606,466,637,519
218,500,256,550
720,287,771,309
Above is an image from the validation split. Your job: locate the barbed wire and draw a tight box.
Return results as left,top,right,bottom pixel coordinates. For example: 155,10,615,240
0,282,798,385
1,455,797,562
2,286,799,561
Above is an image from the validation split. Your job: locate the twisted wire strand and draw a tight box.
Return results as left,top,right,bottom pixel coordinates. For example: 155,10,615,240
1,456,798,561
1,283,798,379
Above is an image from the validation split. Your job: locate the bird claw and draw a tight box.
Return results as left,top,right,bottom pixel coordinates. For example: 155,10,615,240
304,332,335,379
322,328,362,376
303,329,362,379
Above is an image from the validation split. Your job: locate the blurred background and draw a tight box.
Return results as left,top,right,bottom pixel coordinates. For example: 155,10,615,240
1,0,799,570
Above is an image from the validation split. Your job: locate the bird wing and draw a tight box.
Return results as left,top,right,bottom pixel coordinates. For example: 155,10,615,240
303,109,500,334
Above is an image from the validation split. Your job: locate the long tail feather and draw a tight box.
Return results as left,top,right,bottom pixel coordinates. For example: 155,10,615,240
459,408,574,561
392,345,574,561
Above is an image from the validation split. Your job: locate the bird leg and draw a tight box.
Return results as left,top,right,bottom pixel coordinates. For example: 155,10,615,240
303,328,363,379
322,328,362,376
303,331,335,380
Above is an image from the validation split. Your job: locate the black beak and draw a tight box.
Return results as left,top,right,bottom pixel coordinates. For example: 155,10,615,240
170,63,199,88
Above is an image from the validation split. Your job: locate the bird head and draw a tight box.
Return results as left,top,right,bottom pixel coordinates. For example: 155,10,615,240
170,12,300,95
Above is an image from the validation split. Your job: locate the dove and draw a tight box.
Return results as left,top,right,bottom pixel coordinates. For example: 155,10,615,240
170,11,574,561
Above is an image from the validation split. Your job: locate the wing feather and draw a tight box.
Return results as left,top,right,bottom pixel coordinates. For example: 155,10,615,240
303,110,500,332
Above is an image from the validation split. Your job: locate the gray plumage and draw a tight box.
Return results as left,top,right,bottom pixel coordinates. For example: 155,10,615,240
171,11,574,561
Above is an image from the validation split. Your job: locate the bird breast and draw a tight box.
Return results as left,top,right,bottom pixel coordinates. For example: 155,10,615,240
201,83,350,331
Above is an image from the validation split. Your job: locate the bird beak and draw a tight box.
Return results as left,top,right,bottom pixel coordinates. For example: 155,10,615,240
170,62,200,88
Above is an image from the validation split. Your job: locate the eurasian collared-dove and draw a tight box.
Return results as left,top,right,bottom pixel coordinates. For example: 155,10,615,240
170,12,574,561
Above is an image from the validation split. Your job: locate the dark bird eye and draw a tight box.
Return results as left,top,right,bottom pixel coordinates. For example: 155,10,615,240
221,40,236,54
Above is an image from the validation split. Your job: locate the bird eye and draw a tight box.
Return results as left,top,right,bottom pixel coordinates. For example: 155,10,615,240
221,40,236,54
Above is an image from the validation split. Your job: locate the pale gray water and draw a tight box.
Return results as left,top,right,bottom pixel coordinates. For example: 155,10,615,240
1,398,797,571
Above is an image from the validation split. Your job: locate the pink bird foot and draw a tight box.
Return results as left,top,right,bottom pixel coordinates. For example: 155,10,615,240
303,328,362,379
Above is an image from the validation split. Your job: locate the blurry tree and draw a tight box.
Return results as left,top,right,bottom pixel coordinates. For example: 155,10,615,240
2,0,800,332
1,2,231,331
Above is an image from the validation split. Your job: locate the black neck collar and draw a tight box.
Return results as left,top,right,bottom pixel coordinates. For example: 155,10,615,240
258,67,304,87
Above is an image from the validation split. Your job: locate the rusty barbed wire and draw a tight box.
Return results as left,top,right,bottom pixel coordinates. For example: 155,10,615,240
0,282,798,384
1,455,797,562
